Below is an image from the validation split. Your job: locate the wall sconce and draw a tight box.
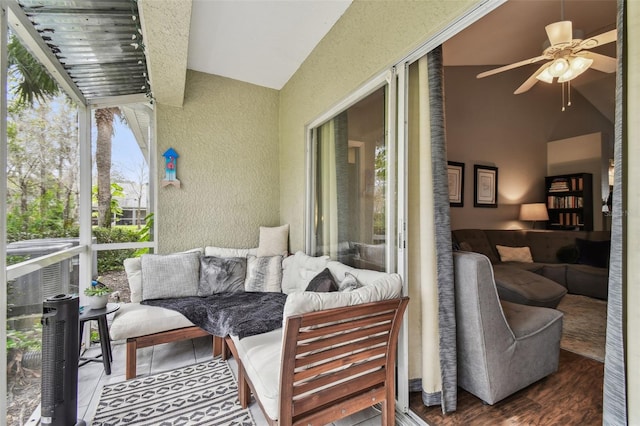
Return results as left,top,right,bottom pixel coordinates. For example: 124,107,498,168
519,203,549,229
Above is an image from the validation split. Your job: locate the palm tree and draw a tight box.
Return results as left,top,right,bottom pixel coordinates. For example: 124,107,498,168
95,107,120,228
7,35,58,104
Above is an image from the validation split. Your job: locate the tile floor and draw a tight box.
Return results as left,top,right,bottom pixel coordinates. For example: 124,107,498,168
77,335,383,426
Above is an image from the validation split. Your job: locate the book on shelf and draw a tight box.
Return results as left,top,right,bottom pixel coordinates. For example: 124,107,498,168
548,178,570,193
547,195,584,209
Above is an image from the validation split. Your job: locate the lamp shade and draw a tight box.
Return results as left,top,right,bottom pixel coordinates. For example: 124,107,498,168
519,203,549,221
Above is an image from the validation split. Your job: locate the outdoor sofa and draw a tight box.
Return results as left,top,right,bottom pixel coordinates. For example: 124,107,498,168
110,246,408,425
452,229,610,307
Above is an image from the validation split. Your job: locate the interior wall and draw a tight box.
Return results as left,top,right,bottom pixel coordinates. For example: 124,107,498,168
279,0,479,252
444,65,613,230
156,71,280,253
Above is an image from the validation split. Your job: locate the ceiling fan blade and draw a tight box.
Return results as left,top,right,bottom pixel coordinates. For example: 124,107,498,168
514,63,550,95
580,51,617,73
546,21,573,46
477,55,547,79
579,29,617,49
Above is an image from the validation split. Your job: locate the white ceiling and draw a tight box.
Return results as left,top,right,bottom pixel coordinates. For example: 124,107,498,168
187,0,352,90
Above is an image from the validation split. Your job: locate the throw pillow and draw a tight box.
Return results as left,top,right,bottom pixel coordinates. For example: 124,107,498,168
257,224,289,257
125,247,203,303
306,268,339,292
244,254,283,292
198,256,247,296
338,271,364,292
556,244,580,264
575,238,611,268
495,245,533,263
141,251,201,300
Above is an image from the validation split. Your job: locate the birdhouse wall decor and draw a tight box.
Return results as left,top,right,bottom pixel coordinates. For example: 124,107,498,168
162,148,181,188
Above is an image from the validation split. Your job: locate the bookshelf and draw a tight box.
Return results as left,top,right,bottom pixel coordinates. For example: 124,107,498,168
545,173,593,231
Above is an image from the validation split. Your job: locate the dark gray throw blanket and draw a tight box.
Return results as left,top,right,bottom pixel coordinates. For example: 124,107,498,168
142,292,287,339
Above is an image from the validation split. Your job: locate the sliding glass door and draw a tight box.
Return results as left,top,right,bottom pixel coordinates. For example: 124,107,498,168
310,87,390,272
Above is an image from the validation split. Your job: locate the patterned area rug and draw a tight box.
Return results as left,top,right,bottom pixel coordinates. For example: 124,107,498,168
92,358,255,426
557,294,607,362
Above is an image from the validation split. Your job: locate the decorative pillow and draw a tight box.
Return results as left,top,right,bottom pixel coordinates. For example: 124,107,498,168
576,238,610,268
257,224,289,257
495,245,533,263
141,252,201,300
125,248,203,303
556,244,580,264
198,256,247,296
244,254,283,292
306,268,338,292
338,272,364,292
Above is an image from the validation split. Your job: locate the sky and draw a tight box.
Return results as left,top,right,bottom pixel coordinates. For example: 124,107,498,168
92,115,146,183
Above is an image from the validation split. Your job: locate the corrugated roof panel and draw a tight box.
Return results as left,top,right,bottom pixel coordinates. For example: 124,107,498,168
18,0,151,100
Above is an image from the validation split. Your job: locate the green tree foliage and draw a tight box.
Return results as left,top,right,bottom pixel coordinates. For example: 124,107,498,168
6,93,79,242
7,34,58,105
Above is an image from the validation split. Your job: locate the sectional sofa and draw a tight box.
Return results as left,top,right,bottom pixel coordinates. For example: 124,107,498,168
451,229,610,307
109,247,408,425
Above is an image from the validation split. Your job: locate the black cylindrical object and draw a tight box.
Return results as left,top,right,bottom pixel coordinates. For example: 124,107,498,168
41,294,80,426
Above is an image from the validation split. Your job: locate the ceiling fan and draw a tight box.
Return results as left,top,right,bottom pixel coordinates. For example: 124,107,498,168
476,20,617,95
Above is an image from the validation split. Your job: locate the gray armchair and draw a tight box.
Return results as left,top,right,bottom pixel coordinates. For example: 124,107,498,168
453,251,564,405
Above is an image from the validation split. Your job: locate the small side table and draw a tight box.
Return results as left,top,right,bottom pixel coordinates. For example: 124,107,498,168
79,303,119,375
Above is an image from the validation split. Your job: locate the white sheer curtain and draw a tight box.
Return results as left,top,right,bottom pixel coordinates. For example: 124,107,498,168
317,119,339,259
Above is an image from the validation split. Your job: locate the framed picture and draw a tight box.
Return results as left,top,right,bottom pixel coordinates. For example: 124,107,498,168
474,165,498,208
447,161,464,207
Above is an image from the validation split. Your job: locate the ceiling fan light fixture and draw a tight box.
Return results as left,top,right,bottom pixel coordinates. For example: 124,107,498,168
549,57,570,77
536,67,554,83
558,56,594,82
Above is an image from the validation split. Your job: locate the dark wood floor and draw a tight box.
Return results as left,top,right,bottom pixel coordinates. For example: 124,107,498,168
409,350,604,426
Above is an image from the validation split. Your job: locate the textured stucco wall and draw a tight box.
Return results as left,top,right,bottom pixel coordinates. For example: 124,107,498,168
279,0,477,252
157,71,280,253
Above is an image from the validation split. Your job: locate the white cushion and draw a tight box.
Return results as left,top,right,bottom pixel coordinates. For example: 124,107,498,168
124,257,143,303
204,246,258,258
257,224,289,257
141,252,201,300
281,251,330,294
109,303,194,341
496,245,534,263
231,330,282,421
283,272,402,321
